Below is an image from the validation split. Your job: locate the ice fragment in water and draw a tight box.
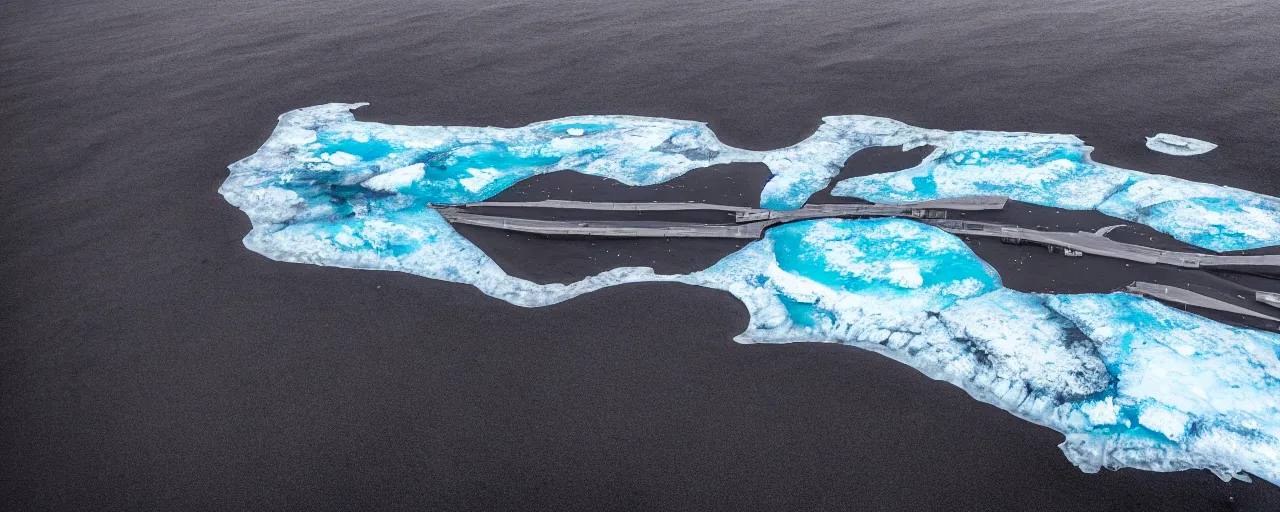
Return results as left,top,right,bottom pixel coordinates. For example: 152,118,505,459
1146,133,1217,156
221,105,1280,484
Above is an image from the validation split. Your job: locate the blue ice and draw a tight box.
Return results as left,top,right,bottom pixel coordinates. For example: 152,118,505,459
684,219,1280,484
830,130,1279,252
223,104,1279,252
222,104,1280,483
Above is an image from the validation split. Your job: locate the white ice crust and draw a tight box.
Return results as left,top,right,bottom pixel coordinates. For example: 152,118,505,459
1146,133,1218,156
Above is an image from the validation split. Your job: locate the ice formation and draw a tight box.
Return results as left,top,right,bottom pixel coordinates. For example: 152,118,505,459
1146,133,1218,156
223,104,1278,252
222,103,1280,483
684,218,1280,484
830,130,1278,252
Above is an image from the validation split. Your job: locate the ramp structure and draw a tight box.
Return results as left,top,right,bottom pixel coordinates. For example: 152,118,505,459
922,219,1280,275
437,196,1006,238
1125,282,1280,322
434,197,1280,277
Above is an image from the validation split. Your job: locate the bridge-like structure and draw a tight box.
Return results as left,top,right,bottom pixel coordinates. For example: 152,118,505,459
1125,282,1279,322
434,197,1280,321
437,196,1004,239
921,219,1280,274
434,196,1280,277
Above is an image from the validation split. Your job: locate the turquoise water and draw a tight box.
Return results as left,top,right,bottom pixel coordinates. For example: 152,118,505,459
316,131,394,160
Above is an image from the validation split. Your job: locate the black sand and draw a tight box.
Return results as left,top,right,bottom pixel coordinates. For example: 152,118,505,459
4,1,1280,509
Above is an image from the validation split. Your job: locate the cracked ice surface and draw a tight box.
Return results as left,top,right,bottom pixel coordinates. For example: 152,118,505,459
218,102,853,213
830,130,1280,251
684,218,1280,484
233,103,962,212
221,105,1280,483
1147,133,1218,156
222,102,753,207
220,105,697,306
226,104,1277,251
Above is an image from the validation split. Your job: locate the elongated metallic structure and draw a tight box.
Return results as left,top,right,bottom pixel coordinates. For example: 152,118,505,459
438,196,1005,238
1126,282,1280,322
433,197,1280,276
436,212,775,238
924,219,1280,274
461,196,1009,221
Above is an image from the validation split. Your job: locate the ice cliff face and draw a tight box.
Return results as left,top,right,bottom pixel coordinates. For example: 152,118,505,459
221,104,1280,484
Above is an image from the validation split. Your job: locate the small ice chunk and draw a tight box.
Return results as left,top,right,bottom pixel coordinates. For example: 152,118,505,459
1146,133,1217,156
886,261,924,288
566,128,585,136
1079,397,1121,425
1138,405,1191,442
362,163,425,192
458,167,504,193
323,151,361,166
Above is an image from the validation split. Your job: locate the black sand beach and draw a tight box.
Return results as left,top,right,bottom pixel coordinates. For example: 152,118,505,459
4,1,1280,509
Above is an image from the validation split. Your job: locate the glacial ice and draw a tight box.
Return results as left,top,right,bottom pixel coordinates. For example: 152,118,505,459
1146,133,1218,156
684,218,1280,484
223,102,753,207
830,130,1280,252
224,103,1279,251
221,104,1280,484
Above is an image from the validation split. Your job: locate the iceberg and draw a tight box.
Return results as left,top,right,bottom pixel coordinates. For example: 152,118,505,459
683,218,1280,484
830,130,1279,251
220,102,756,208
219,103,925,213
221,104,1280,483
1146,133,1218,156
224,103,1278,252
756,115,947,209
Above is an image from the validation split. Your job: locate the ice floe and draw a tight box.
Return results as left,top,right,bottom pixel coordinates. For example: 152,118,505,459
685,219,1280,484
830,130,1278,251
221,104,1280,483
1146,133,1218,156
224,103,1277,251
